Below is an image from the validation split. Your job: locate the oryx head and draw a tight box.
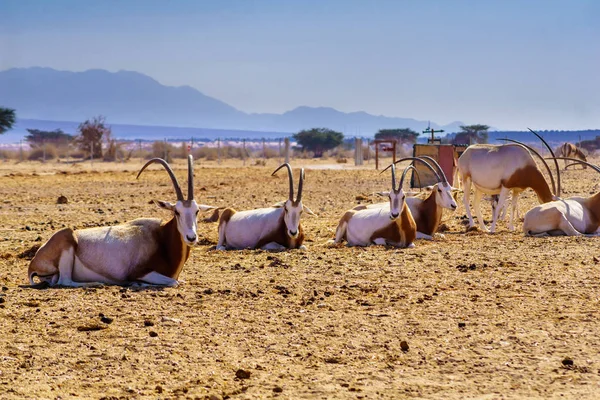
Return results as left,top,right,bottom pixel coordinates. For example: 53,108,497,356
137,155,203,246
379,163,412,220
272,163,313,239
417,155,458,211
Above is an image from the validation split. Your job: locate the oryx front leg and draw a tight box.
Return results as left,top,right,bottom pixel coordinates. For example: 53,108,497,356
416,232,434,240
472,189,489,232
462,177,475,228
136,271,179,287
261,242,287,251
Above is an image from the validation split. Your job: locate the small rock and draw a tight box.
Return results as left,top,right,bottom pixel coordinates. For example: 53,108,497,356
149,331,158,337
155,385,163,393
25,225,32,231
57,195,69,204
0,297,5,304
593,256,599,264
458,322,466,328
235,369,251,379
562,357,574,367
208,395,222,400
144,320,154,327
273,386,283,393
400,340,409,352
100,316,113,324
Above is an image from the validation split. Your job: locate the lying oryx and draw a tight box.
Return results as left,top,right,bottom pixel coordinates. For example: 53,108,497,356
28,156,213,287
353,156,457,240
330,163,417,247
524,157,600,236
216,163,314,250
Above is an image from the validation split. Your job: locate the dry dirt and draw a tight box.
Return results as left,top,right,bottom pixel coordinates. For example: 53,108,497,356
1,158,600,399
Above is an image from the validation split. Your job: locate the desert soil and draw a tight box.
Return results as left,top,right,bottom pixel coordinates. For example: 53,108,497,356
0,157,599,399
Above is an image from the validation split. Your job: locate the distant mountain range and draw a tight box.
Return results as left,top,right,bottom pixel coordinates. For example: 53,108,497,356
0,67,464,134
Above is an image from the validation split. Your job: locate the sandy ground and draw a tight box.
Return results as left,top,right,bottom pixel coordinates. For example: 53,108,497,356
1,158,600,399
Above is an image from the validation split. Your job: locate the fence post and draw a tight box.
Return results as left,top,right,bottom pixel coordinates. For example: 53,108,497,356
217,138,221,165
284,138,290,164
243,139,246,166
278,139,282,163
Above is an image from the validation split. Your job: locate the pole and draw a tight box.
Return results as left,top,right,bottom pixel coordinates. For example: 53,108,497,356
284,138,290,164
217,138,221,165
278,139,282,163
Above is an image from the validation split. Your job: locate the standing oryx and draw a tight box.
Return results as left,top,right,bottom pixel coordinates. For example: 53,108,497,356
524,157,600,236
216,163,314,250
330,163,417,247
28,156,214,287
457,130,558,233
353,156,458,240
556,142,587,169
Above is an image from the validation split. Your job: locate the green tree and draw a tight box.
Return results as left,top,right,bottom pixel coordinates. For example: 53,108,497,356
374,128,419,143
293,128,344,157
0,107,16,134
25,129,74,148
74,116,112,159
453,124,490,145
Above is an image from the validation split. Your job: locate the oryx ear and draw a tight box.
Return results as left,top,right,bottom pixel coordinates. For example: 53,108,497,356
154,200,175,211
272,201,286,208
303,205,316,216
198,204,217,211
376,191,390,197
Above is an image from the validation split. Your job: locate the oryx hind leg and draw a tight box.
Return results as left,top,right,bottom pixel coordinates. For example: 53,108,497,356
56,247,99,287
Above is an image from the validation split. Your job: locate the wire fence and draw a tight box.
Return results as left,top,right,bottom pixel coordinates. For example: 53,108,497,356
0,137,417,169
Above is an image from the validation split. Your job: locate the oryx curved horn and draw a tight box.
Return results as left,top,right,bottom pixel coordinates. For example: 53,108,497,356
528,128,561,197
272,163,295,201
187,155,194,200
400,164,417,189
137,158,184,201
380,163,398,192
296,168,305,202
392,157,442,183
404,165,422,191
497,138,556,196
418,155,447,183
546,157,600,175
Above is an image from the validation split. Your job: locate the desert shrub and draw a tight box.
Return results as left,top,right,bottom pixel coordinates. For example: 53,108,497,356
150,141,176,162
28,144,58,161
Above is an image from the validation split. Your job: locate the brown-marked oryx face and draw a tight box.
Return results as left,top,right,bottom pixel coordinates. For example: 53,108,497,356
434,182,458,211
387,189,406,220
283,199,303,238
156,199,200,245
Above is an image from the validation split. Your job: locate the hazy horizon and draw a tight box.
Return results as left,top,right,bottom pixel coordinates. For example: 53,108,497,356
2,0,599,130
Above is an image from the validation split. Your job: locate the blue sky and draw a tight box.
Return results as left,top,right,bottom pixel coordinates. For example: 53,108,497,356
1,0,599,130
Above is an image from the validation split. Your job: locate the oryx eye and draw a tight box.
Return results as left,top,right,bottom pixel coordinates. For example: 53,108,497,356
195,210,199,215
438,189,442,193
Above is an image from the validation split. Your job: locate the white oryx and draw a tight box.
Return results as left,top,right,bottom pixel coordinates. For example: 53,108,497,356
457,130,559,232
353,156,457,240
28,156,214,287
216,163,314,250
524,157,600,236
329,163,417,247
